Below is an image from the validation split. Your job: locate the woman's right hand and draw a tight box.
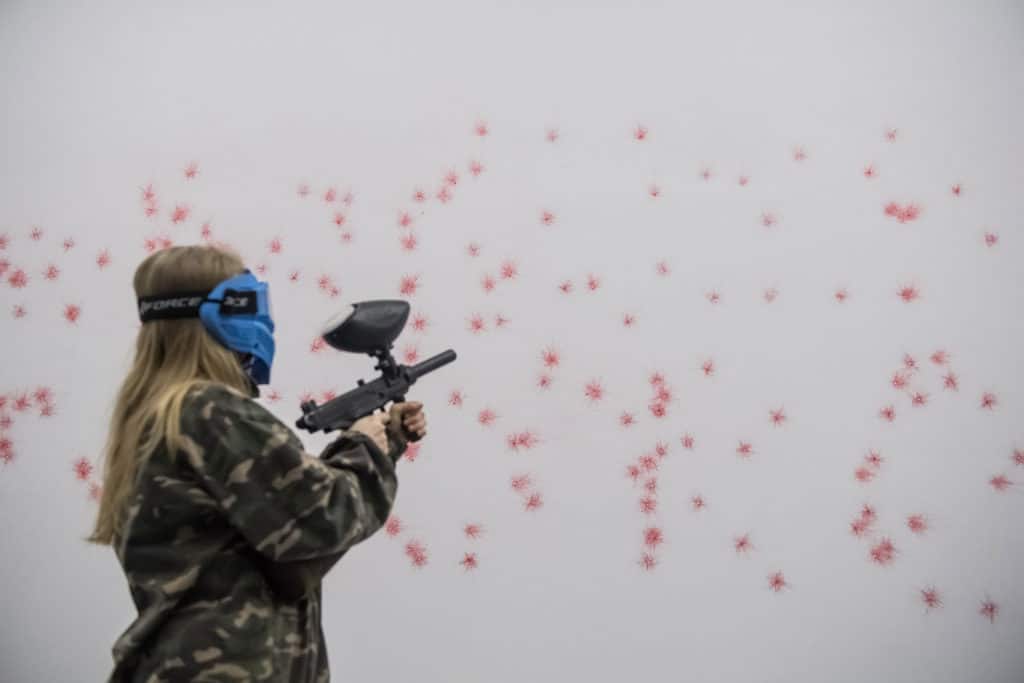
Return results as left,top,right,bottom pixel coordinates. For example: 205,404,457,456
348,411,391,454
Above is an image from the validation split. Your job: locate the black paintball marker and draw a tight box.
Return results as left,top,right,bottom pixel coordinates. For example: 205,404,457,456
295,300,456,433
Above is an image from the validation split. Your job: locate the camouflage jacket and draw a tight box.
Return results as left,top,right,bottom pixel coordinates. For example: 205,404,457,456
106,382,408,682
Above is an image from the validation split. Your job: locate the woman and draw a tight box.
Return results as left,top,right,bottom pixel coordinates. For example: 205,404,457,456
88,245,426,682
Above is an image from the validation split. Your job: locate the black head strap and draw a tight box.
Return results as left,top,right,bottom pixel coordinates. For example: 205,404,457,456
137,291,212,322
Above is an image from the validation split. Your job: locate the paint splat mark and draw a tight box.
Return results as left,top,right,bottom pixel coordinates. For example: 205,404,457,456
989,474,1012,492
921,586,942,610
170,205,190,224
768,572,788,592
404,540,428,568
460,553,478,571
870,538,896,565
385,516,403,537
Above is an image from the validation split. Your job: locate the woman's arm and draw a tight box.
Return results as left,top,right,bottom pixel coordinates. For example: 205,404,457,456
181,384,406,594
240,422,411,601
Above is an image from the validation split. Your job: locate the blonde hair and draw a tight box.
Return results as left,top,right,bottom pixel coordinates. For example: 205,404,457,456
87,244,254,546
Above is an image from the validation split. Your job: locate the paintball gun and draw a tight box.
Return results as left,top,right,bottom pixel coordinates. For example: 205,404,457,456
295,300,456,433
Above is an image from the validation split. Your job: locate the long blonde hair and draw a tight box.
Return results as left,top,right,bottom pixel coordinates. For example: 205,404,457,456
88,245,254,546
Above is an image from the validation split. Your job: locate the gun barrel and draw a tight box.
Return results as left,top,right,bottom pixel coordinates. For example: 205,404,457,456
408,349,457,380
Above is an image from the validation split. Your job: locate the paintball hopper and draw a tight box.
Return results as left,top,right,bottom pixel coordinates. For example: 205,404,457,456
296,300,456,433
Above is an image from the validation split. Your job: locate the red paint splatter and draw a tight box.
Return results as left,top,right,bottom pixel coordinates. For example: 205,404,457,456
738,175,750,186
500,259,518,280
736,441,753,459
510,474,532,492
764,288,779,303
558,280,573,294
73,457,92,480
655,261,670,276
734,534,752,554
477,408,497,426
793,147,807,162
943,373,959,391
885,128,898,142
643,526,664,549
537,374,552,389
648,184,661,198
643,478,658,494
324,187,337,203
8,268,28,289
30,226,43,241
634,125,648,141
706,291,721,305
951,184,962,196
43,264,59,281
310,338,327,353
855,466,876,483
412,188,427,203
691,495,706,511
469,160,485,177
1012,449,1024,467
984,232,998,247
702,360,715,377
96,250,111,269
184,162,199,179
385,516,403,537
584,380,604,402
332,212,346,228
448,390,464,407
761,212,777,228
921,586,942,610
681,433,695,450
541,210,556,227
402,346,419,364
638,553,658,571
63,237,75,251
638,497,657,515
879,405,896,422
768,571,788,592
467,314,487,334
524,492,543,511
769,408,787,427
863,164,877,179
869,537,896,565
980,392,998,410
399,274,420,296
546,128,559,143
898,285,920,303
864,450,884,469
834,288,849,303
979,599,999,623
989,474,1012,492
474,121,489,137
170,204,190,224
460,552,478,571
911,391,929,407
619,412,636,427
586,274,601,291
464,523,483,540
64,304,81,324
466,243,481,257
907,514,928,534
404,539,429,568
850,517,872,538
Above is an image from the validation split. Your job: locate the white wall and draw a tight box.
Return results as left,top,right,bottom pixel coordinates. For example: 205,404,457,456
1,1,1022,681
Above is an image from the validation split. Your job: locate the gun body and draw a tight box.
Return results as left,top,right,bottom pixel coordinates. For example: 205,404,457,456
296,349,456,433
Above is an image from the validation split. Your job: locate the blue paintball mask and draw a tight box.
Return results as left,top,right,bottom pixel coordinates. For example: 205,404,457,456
137,270,276,387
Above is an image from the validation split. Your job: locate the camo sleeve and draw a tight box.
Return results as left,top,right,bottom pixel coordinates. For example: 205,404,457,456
179,382,401,566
